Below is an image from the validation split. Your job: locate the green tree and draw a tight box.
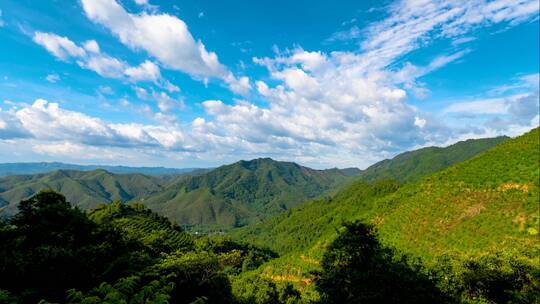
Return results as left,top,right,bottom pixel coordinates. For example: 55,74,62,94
0,190,148,303
315,221,449,303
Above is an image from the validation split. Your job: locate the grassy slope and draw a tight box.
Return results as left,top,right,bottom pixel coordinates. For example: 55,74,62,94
376,128,538,262
231,128,538,293
0,170,167,214
358,136,509,183
141,158,355,229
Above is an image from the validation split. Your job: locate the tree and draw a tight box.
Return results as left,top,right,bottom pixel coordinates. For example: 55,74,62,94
315,221,448,303
0,190,148,303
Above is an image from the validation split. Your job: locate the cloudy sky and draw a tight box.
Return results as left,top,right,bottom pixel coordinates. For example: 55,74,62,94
0,0,538,169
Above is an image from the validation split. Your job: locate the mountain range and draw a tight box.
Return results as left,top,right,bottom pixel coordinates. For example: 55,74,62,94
0,136,509,230
0,162,208,177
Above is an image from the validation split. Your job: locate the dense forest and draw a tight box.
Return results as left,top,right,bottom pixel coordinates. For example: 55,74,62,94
0,129,538,303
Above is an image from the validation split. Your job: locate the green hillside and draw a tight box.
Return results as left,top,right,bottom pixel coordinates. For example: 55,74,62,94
0,169,167,215
358,136,509,183
231,128,539,301
376,128,538,261
141,158,355,229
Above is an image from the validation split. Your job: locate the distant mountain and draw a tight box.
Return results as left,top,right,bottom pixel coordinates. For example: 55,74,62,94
0,162,208,177
0,169,168,215
140,158,356,229
357,136,509,183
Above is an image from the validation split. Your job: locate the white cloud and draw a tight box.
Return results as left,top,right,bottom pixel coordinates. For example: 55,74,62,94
195,47,428,163
33,31,179,86
78,52,126,78
80,0,248,95
443,80,539,133
325,25,361,43
33,32,86,60
83,40,100,53
45,74,60,83
163,80,180,93
0,108,31,139
81,0,226,78
360,0,539,72
414,117,427,128
124,60,161,82
226,75,251,96
451,36,476,46
3,99,189,150
444,97,510,114
133,86,184,113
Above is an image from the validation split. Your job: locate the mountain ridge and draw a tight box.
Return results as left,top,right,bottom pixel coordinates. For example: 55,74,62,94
140,157,357,229
357,135,510,183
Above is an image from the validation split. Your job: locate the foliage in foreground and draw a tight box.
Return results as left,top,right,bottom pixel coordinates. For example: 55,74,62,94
1,189,538,303
0,190,277,303
315,221,539,304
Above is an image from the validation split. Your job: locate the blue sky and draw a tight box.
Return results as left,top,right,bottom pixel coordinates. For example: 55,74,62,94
0,0,538,168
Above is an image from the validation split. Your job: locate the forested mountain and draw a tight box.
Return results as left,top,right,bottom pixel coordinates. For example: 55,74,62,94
357,135,509,183
0,170,168,214
0,159,356,228
140,158,356,229
0,162,208,177
232,128,539,302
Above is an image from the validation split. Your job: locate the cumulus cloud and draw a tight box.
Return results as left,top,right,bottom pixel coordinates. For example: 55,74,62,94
33,32,86,60
124,60,161,82
33,31,179,89
80,0,250,95
83,40,100,53
0,109,32,140
1,99,189,151
193,47,429,163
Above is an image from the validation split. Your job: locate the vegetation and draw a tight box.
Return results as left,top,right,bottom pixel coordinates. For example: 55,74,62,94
0,159,357,230
357,136,509,183
0,190,278,303
231,128,539,303
140,158,356,229
315,222,449,303
0,169,168,213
